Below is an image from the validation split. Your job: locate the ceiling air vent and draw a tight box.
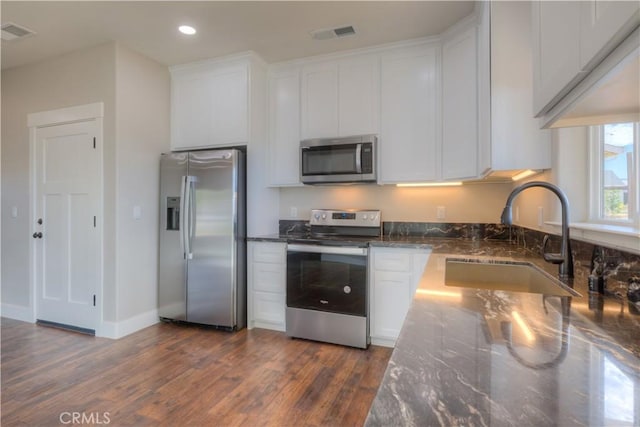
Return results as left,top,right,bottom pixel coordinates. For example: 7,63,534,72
1,22,36,41
311,25,356,41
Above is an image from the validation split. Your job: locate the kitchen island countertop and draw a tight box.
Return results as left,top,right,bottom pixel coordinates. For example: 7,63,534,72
364,239,640,426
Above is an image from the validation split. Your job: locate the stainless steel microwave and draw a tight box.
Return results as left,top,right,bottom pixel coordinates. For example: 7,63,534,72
300,134,377,184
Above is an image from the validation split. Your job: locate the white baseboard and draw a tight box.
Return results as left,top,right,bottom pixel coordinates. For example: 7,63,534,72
1,303,35,323
370,336,395,348
250,320,286,332
97,309,159,339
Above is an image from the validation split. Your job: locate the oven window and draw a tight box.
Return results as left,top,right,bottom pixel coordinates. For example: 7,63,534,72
287,251,367,316
302,145,358,175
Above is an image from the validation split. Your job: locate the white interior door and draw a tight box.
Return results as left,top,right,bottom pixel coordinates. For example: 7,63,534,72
34,120,101,331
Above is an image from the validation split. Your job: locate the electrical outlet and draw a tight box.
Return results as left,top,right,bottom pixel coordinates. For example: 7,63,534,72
290,206,298,218
133,206,142,220
11,206,18,218
436,206,446,220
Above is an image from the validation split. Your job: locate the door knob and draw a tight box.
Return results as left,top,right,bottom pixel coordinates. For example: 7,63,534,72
32,232,42,239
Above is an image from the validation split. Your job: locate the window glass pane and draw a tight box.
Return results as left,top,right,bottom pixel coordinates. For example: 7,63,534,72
602,123,633,220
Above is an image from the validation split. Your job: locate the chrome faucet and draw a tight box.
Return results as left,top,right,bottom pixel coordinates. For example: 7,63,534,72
501,181,574,280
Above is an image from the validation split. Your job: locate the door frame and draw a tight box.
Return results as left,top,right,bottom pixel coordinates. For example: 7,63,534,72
27,102,104,329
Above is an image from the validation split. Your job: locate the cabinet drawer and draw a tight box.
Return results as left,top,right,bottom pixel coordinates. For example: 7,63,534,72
251,242,285,264
251,263,285,293
373,251,413,272
253,291,285,325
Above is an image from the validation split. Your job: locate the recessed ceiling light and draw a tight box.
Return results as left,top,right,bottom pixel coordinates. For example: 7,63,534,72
179,25,196,35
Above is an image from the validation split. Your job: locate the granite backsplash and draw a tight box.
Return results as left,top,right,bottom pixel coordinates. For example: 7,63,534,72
277,220,640,299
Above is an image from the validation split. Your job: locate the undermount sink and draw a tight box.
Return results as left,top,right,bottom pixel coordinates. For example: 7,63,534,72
444,259,580,297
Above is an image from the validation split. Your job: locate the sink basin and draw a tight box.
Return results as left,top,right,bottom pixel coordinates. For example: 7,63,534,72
444,259,580,297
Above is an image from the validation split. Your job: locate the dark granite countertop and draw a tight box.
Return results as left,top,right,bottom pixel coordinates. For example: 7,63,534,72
248,233,433,249
249,233,640,425
365,240,640,427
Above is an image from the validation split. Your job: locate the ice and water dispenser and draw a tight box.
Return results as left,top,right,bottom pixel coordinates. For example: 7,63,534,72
166,197,180,230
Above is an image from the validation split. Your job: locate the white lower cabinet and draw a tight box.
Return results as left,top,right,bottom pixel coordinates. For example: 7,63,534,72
247,241,286,331
369,247,431,347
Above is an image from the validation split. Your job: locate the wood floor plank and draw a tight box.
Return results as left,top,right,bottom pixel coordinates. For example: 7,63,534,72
1,318,392,426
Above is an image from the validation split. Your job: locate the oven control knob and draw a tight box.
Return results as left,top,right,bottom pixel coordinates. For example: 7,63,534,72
363,214,368,220
371,215,376,221
314,213,320,220
343,285,351,294
321,214,326,219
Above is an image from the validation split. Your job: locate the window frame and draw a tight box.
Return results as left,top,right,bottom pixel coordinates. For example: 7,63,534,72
588,122,640,228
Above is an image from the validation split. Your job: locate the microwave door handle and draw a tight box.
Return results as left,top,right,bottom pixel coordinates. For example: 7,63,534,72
355,143,362,173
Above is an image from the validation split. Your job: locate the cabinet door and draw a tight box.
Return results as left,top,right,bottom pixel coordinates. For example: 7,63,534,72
210,65,248,146
253,291,285,327
251,263,285,293
371,270,413,340
338,55,380,136
268,68,301,186
379,44,439,183
492,1,551,171
301,62,339,139
171,64,248,150
247,242,286,331
531,1,582,116
442,25,479,180
171,71,216,150
580,1,640,70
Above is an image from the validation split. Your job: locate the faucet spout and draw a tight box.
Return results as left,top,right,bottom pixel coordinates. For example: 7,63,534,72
501,181,574,280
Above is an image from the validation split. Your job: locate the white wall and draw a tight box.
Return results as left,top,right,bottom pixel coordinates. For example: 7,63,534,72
512,127,589,231
279,183,514,223
1,43,117,317
247,56,280,236
114,44,170,322
1,42,171,333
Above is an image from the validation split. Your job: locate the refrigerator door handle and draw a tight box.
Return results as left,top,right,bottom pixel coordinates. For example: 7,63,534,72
188,176,196,260
184,176,195,260
179,175,187,259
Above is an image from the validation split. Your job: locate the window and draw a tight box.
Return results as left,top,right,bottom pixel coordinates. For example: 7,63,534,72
590,122,640,227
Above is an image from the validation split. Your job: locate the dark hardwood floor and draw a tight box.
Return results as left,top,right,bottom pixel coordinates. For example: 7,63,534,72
1,318,392,426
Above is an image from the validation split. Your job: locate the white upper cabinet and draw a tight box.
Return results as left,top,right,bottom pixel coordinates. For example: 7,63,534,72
379,43,439,183
441,22,480,180
301,55,379,139
532,1,583,117
171,60,249,150
301,62,338,139
268,66,301,186
338,55,380,137
580,0,640,70
492,1,551,171
532,0,640,118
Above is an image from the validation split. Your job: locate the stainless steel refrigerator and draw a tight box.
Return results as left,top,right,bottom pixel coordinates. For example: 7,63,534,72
158,149,246,329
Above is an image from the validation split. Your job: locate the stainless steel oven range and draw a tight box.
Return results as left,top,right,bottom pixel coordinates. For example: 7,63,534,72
286,209,381,349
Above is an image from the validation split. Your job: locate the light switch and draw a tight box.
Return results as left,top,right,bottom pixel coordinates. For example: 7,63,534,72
11,206,18,218
133,206,142,220
436,206,446,220
290,206,298,218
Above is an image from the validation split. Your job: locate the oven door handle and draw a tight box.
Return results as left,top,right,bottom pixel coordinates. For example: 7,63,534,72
287,244,367,256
